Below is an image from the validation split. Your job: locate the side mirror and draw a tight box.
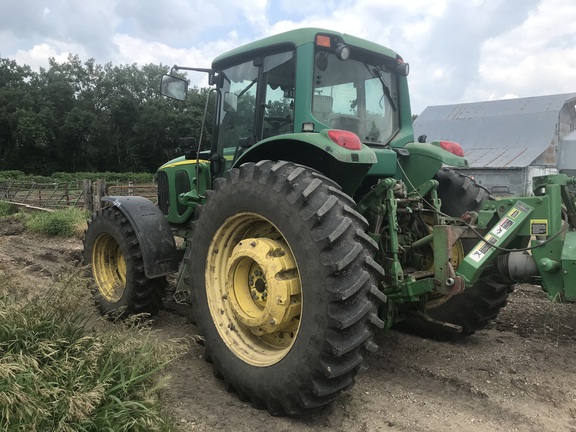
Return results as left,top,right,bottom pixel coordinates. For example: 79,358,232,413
223,92,238,113
160,75,188,101
180,137,198,160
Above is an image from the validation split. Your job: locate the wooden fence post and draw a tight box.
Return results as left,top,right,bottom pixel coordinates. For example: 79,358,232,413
83,180,92,212
64,183,70,207
4,180,15,200
95,179,106,211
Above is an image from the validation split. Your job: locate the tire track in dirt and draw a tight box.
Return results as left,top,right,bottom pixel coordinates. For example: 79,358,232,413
0,230,83,300
353,313,576,432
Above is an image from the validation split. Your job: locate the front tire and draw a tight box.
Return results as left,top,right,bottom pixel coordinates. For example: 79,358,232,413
83,206,166,318
189,161,385,415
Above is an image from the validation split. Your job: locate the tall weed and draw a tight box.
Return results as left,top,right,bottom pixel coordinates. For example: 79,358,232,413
0,270,187,431
0,201,18,217
25,207,88,237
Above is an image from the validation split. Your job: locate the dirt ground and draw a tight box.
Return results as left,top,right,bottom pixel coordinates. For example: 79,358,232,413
1,217,575,432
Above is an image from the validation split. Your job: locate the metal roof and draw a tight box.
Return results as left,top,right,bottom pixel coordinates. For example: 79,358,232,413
413,93,576,168
463,147,545,168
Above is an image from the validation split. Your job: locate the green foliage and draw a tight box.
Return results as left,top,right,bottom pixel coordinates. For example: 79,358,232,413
25,207,88,237
0,171,26,180
0,171,155,184
0,56,214,175
0,270,186,431
50,172,156,184
0,201,18,217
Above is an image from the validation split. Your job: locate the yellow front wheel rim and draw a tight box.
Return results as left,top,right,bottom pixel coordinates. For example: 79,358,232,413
206,212,302,367
92,233,127,302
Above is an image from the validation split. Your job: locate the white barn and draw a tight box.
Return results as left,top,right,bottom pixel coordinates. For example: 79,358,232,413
413,93,576,195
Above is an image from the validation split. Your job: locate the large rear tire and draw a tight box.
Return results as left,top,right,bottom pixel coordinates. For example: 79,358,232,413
189,161,386,415
404,168,512,340
83,206,166,318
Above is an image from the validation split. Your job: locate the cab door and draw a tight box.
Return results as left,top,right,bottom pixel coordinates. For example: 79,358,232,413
214,51,296,172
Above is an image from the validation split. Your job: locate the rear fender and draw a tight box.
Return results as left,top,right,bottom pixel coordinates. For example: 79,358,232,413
400,142,468,191
233,131,377,195
102,196,179,278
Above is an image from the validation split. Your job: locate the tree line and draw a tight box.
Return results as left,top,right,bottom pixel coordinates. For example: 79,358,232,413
0,54,214,175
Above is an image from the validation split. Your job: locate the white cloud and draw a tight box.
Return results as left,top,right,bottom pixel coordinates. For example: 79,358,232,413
2,0,576,114
464,0,576,103
12,40,88,70
238,0,268,28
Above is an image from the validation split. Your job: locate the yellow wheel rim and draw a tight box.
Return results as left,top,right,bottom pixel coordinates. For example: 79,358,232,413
92,233,127,302
206,212,302,367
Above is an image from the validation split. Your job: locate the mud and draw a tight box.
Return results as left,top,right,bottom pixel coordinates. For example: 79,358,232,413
1,217,575,432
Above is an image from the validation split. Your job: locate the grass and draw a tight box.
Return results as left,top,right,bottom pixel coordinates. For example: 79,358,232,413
0,202,187,430
0,201,87,237
0,269,187,432
0,201,18,217
25,207,88,237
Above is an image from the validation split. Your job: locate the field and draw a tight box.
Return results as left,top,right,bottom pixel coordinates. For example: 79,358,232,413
1,216,575,431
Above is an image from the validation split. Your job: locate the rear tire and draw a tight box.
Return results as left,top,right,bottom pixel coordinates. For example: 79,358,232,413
189,161,386,415
403,168,512,340
83,206,166,319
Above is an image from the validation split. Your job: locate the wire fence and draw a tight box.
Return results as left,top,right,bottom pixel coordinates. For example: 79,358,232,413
0,179,157,212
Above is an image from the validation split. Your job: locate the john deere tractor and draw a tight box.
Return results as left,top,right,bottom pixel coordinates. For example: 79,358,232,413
84,28,576,415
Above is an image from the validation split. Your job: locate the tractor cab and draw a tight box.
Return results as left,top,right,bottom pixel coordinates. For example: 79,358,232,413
158,29,414,219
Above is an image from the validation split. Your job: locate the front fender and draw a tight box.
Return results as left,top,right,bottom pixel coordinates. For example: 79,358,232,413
102,196,179,278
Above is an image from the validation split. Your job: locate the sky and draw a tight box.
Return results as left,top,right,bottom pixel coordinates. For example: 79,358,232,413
1,0,576,114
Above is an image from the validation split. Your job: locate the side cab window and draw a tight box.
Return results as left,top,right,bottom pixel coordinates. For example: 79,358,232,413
216,59,259,163
262,52,295,139
215,51,295,167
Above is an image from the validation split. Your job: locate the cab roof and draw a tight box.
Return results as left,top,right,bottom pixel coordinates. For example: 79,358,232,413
211,27,399,69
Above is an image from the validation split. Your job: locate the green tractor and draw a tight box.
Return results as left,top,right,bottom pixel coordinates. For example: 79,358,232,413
84,28,576,415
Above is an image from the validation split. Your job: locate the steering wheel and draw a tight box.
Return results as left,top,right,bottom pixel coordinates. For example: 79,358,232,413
264,116,292,130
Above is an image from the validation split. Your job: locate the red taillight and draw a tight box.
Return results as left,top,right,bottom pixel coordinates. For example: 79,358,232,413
439,140,465,157
328,129,362,150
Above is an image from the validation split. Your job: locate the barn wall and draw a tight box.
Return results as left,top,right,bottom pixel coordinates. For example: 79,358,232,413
524,166,559,195
558,105,576,173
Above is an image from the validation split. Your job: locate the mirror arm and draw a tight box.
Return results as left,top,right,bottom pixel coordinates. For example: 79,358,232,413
171,65,213,74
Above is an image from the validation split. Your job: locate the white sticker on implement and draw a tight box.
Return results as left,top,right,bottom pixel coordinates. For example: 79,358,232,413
469,234,498,263
491,216,514,238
